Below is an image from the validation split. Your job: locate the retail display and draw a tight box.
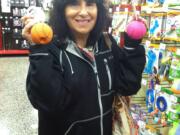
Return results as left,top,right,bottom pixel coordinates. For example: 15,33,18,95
0,0,179,134
108,0,180,135
0,0,40,55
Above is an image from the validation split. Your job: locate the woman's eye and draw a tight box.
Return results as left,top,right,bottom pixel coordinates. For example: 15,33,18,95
86,2,96,6
68,1,78,6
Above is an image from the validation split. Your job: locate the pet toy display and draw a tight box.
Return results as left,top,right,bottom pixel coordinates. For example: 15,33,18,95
109,1,180,135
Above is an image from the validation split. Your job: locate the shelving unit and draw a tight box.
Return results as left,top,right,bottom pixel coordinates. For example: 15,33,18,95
109,0,180,135
0,0,38,55
0,49,29,55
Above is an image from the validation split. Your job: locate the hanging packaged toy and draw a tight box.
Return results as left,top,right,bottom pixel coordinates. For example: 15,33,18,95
111,6,129,44
120,0,129,4
144,48,157,74
167,103,180,123
158,48,172,81
111,0,121,5
146,79,156,113
146,88,155,113
149,13,164,39
169,122,180,135
164,11,180,41
171,79,180,94
146,0,159,7
111,12,126,43
169,49,180,80
165,0,180,8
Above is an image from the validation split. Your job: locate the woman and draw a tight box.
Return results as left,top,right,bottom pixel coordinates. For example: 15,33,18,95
21,0,146,135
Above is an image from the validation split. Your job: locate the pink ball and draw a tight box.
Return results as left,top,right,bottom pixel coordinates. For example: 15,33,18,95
126,21,147,40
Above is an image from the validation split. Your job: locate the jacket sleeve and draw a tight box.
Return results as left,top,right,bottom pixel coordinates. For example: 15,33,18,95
111,33,146,96
26,41,67,113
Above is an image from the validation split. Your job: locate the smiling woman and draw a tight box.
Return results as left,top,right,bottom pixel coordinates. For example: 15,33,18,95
49,0,108,47
21,0,146,135
64,0,98,47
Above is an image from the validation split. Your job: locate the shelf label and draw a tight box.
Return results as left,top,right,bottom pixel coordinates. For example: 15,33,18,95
141,79,147,86
159,43,166,50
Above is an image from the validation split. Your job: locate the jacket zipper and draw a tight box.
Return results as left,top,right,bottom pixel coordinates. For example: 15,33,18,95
104,59,112,90
74,56,103,135
72,57,104,135
65,44,103,135
93,61,103,135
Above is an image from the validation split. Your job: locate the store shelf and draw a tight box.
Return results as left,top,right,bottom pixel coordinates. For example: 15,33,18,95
120,4,141,11
0,50,29,55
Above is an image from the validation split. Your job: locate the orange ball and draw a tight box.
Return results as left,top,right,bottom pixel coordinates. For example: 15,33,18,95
31,23,53,44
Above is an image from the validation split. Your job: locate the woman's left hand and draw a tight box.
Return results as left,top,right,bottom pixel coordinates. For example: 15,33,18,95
132,12,148,29
127,12,148,30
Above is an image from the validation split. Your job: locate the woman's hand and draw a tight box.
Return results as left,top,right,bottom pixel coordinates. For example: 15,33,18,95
126,12,148,32
21,15,37,44
132,12,148,29
21,6,46,44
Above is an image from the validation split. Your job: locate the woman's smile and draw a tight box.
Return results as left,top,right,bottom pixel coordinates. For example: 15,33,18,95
75,19,91,25
65,0,97,36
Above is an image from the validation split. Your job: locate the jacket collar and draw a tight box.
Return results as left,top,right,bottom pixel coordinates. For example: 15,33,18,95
65,39,84,59
65,39,98,58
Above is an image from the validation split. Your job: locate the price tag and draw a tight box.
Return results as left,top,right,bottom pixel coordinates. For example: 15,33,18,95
170,95,177,103
109,8,112,13
108,27,112,34
138,120,146,129
155,84,161,93
176,49,180,55
125,8,128,12
135,11,140,15
141,79,147,86
159,43,166,50
116,6,120,12
145,40,151,47
146,7,152,14
15,39,19,44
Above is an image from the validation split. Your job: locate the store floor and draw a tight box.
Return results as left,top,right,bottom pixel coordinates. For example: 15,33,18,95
0,56,38,135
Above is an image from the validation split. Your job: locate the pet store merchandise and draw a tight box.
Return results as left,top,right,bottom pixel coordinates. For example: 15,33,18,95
0,0,52,55
0,0,179,134
108,0,180,135
0,0,36,55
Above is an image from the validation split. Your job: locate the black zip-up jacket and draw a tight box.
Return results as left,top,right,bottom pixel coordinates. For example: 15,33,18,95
26,33,146,135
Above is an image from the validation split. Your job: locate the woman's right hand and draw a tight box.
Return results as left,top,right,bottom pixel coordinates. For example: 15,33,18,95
21,15,37,44
21,6,46,44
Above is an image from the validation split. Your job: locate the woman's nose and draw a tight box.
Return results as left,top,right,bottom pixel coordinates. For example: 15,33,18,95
79,3,88,16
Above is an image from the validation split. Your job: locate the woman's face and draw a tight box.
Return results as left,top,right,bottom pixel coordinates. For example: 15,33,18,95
65,0,97,37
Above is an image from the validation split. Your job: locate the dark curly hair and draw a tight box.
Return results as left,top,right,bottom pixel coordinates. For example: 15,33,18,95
49,0,108,46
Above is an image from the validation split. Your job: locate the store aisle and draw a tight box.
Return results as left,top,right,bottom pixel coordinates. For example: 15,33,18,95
0,57,38,135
